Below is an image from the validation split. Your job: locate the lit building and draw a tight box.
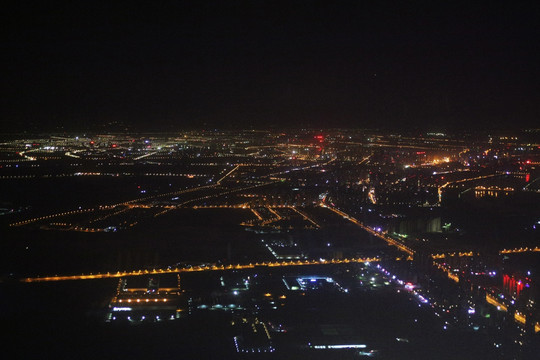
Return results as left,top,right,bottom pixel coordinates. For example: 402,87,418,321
105,275,186,323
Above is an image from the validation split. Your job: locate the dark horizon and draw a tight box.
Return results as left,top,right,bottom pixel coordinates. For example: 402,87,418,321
2,1,540,132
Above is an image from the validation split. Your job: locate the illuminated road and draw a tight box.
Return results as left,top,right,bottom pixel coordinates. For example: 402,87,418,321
9,169,258,227
133,151,158,160
321,204,415,256
20,257,380,283
119,183,217,206
499,247,540,254
263,157,337,179
216,165,240,184
334,140,466,151
438,173,503,203
426,247,539,259
250,208,263,220
524,176,540,192
176,181,277,207
0,172,208,180
288,206,321,228
431,251,475,259
9,208,99,227
432,261,460,283
8,183,218,227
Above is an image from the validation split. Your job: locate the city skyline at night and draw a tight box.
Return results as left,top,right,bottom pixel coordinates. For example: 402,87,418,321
1,128,539,359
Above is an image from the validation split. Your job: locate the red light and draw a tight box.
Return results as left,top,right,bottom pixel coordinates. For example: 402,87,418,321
416,151,425,155
112,144,117,148
405,282,415,290
525,160,531,164
90,141,94,145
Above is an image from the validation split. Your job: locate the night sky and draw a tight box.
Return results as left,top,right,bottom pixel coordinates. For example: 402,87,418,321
2,1,540,132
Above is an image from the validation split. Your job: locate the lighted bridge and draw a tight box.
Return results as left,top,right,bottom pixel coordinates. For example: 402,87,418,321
20,257,380,283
